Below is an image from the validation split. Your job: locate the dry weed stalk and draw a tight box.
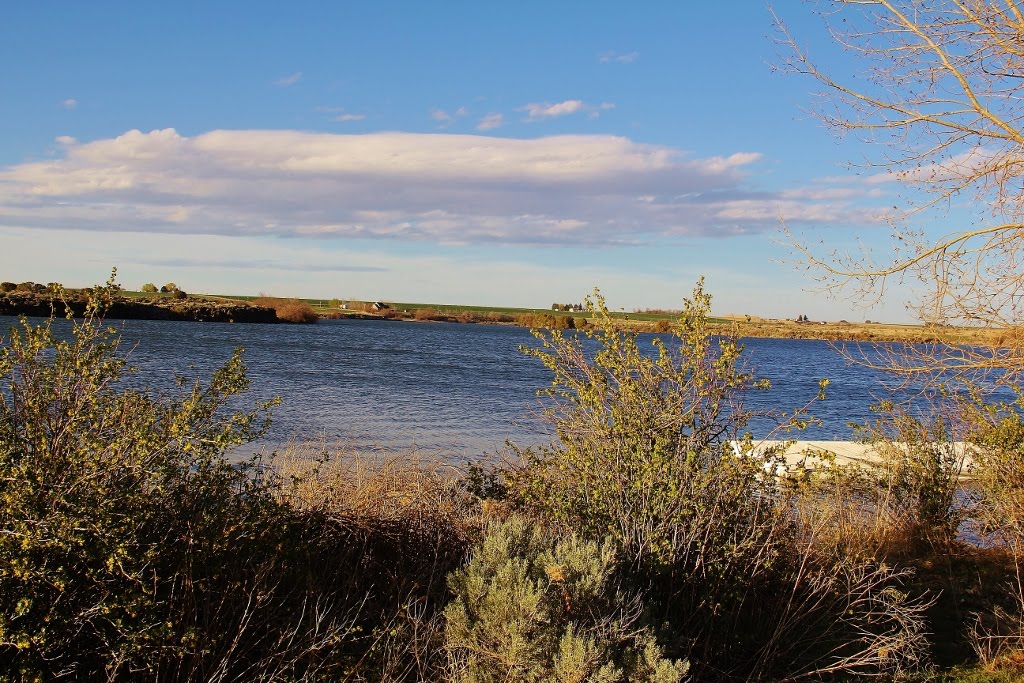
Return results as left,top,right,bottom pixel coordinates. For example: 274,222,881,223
271,442,481,528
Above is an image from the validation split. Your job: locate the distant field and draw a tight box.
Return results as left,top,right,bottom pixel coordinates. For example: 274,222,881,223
109,290,1001,343
201,293,728,323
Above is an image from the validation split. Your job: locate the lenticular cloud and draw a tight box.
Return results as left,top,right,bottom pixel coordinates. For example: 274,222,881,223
0,128,866,244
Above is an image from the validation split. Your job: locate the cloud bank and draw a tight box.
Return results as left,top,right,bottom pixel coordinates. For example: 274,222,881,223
0,128,877,245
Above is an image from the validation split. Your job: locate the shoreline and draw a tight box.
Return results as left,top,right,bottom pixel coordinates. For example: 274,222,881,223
0,289,1005,345
0,291,279,324
742,439,976,477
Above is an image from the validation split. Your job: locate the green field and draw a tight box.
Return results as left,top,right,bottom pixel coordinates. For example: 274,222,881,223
195,293,729,323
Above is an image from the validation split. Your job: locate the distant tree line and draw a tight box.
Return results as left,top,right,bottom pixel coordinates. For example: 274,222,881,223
2,281,69,294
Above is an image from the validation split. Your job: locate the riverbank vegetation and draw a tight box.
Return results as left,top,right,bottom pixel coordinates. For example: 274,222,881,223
253,296,321,324
4,280,1024,681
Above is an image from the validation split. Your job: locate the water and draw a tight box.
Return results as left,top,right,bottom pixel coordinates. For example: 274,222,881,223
0,316,972,457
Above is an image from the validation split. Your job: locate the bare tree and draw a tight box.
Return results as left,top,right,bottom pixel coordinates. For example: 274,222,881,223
777,0,1024,383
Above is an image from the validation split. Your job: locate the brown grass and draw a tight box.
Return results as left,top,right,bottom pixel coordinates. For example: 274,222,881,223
266,442,493,680
253,296,319,323
270,442,487,533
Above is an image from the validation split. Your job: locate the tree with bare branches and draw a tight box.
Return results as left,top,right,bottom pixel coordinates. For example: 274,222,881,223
778,0,1024,383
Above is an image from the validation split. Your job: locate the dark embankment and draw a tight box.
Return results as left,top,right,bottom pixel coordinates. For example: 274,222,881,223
0,290,280,323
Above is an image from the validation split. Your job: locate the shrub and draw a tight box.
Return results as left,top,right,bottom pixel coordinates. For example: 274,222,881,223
0,282,363,680
140,282,158,293
171,288,187,300
444,516,688,682
511,282,778,570
160,282,178,293
516,313,575,329
15,281,37,292
508,281,931,680
253,297,319,324
0,282,15,293
274,300,318,323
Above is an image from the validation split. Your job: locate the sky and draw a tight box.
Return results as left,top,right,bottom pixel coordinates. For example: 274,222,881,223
0,2,950,322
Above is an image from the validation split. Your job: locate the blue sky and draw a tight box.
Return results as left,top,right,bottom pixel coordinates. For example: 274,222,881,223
0,2,937,321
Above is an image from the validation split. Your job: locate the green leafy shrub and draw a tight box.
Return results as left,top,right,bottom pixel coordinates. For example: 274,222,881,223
445,516,688,683
160,282,178,293
0,282,364,680
140,282,158,293
512,281,779,571
0,282,15,293
509,280,931,680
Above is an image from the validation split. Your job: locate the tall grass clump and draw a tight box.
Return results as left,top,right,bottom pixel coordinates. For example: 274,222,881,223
504,280,930,681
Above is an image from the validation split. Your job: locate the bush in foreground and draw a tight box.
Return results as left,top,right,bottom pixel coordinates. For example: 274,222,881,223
507,281,931,680
445,516,688,682
0,286,356,680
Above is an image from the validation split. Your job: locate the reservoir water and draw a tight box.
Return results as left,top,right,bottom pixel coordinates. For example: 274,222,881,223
0,316,961,458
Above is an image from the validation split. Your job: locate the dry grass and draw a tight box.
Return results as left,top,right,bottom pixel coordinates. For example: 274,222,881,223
253,296,320,323
707,319,1002,344
270,442,488,533
787,464,922,560
265,442,495,681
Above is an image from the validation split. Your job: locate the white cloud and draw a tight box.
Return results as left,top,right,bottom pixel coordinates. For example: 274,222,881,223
61,98,78,110
520,99,586,121
598,51,639,64
0,128,874,247
520,100,615,122
334,113,366,122
476,113,504,131
431,107,469,126
431,108,453,123
274,72,303,87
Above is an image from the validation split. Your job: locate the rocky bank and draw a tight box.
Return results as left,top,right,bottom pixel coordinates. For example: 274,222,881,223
0,291,280,324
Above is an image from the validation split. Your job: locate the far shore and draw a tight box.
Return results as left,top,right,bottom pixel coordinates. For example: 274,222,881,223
0,285,1007,345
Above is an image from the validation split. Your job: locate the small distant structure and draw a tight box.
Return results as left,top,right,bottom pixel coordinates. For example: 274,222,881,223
370,301,389,311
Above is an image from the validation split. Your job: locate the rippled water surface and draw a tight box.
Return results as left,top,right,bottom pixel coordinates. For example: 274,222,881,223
1,316,955,457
